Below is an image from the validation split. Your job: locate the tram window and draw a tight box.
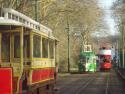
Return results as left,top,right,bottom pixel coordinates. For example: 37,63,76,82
42,38,48,58
0,9,1,17
33,24,34,28
35,25,37,29
38,26,40,30
14,34,20,58
12,14,15,20
1,33,10,62
24,35,30,58
33,35,41,57
26,21,29,25
49,40,54,59
8,13,12,19
23,19,25,24
19,17,23,22
30,23,33,27
16,16,18,21
0,10,4,17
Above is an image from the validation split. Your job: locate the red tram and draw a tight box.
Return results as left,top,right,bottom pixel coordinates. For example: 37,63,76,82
99,47,112,71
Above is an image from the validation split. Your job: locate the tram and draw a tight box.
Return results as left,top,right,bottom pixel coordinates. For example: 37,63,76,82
99,47,112,71
0,8,58,94
79,45,96,72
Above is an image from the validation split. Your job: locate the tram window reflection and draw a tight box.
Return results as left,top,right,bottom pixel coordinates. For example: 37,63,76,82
12,14,15,20
49,40,54,59
1,33,10,62
14,33,20,58
0,9,4,17
8,13,12,19
19,17,23,22
24,35,30,58
33,35,41,57
42,38,48,58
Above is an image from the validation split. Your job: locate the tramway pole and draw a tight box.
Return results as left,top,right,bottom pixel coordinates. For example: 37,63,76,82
121,21,124,68
35,0,38,21
59,9,71,73
66,15,70,73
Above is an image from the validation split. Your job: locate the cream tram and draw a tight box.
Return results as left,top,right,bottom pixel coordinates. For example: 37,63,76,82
0,8,58,94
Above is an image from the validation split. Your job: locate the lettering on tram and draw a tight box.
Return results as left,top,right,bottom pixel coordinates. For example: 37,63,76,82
0,8,58,94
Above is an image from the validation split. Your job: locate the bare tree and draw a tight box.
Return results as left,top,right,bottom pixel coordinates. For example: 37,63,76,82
39,0,103,71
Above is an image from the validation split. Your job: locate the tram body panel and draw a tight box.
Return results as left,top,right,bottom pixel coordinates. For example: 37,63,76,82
0,68,13,94
100,61,111,70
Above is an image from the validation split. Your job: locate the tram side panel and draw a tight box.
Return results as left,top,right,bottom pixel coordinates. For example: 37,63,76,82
0,68,13,94
29,60,55,85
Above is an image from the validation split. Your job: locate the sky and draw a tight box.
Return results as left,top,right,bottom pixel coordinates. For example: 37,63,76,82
98,0,117,35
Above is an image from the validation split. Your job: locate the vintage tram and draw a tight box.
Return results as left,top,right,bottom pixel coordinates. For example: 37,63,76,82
99,47,112,71
79,45,96,72
0,8,58,94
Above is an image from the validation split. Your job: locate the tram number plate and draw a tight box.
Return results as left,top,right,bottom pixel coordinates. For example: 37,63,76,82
0,68,13,94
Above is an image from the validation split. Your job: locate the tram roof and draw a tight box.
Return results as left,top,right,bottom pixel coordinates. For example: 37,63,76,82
0,8,52,35
0,17,23,25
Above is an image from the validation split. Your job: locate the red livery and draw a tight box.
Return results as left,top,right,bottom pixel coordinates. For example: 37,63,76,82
0,68,13,94
100,61,111,70
32,68,54,83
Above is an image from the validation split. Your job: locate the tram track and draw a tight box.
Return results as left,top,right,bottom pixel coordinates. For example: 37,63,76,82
74,75,97,94
56,73,98,94
75,72,111,94
60,72,111,94
56,70,125,94
105,75,110,94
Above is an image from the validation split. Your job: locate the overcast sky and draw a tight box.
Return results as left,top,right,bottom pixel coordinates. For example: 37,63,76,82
98,0,115,8
98,0,117,35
